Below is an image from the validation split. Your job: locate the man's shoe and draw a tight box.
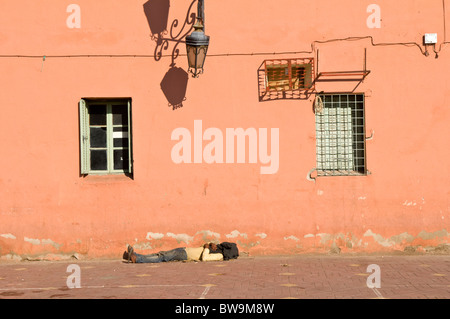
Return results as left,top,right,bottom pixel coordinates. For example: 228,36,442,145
127,245,135,263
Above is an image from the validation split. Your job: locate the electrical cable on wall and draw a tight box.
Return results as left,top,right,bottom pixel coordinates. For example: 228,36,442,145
0,35,448,60
0,1,449,60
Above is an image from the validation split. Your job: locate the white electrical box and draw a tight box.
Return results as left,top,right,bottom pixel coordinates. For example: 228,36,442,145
424,33,438,44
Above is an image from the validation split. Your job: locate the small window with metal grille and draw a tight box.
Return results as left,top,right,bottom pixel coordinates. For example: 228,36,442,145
314,93,367,176
264,58,314,92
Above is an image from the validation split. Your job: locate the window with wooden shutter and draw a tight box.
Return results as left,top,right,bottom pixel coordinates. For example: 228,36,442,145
264,58,314,92
79,99,90,175
79,98,133,176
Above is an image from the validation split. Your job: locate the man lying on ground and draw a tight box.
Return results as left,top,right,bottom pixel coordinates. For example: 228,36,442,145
123,242,238,263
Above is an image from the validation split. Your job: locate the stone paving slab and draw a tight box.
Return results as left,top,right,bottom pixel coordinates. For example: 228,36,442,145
0,254,448,300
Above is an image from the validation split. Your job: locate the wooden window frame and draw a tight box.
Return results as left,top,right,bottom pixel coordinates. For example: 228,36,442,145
79,98,133,176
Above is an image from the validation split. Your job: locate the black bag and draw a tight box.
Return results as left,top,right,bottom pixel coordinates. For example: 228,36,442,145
216,242,239,260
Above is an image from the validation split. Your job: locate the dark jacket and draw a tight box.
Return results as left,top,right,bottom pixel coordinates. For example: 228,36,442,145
210,242,239,261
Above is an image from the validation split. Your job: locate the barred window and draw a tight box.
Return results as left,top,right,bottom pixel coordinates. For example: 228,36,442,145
315,94,366,176
264,58,313,92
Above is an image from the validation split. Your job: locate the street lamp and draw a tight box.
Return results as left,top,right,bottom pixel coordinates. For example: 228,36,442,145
185,0,209,77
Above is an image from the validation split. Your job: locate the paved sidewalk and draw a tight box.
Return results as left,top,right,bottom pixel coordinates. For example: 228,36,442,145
0,254,448,299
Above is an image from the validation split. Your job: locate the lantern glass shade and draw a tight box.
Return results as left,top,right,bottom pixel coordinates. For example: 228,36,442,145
185,26,209,77
186,45,208,76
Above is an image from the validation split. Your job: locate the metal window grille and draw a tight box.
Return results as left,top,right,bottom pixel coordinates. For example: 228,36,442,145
315,94,366,176
264,58,314,92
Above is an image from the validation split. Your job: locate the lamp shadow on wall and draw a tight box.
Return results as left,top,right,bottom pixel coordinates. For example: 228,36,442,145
143,0,196,110
160,66,189,110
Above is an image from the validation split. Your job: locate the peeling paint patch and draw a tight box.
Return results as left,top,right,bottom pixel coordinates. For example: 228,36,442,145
237,240,261,249
0,233,16,239
24,237,41,245
363,230,390,247
23,237,62,249
226,230,248,239
24,253,79,261
0,254,21,261
255,233,267,239
146,232,164,240
316,233,333,244
305,229,450,251
390,232,414,244
134,242,153,250
284,235,299,242
363,230,393,247
41,239,62,249
403,200,417,207
166,232,194,244
304,234,315,238
417,229,449,240
363,229,414,247
195,230,221,241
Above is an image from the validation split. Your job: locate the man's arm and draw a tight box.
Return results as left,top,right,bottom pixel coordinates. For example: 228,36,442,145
201,248,223,261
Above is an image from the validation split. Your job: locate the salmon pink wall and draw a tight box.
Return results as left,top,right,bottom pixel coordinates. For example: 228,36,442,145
0,0,449,260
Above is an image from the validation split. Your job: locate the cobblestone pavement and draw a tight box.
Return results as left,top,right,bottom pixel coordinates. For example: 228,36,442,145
0,254,448,299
